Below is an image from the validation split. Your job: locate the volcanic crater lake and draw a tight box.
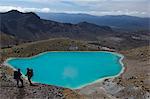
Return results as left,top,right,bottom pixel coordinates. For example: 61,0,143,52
6,52,124,89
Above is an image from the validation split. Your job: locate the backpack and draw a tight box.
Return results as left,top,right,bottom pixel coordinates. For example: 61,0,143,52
29,69,33,77
13,71,18,79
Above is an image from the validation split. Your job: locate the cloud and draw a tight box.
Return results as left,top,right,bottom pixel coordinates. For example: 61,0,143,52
0,5,50,13
0,0,149,17
25,0,148,2
58,10,146,16
0,5,148,17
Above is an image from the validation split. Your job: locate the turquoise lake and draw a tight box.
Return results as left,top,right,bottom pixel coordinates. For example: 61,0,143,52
6,52,123,89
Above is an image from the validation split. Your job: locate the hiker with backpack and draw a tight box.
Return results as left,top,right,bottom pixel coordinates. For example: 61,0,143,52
25,68,33,85
14,69,24,87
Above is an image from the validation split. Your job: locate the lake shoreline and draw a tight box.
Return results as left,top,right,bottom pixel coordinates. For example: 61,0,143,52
3,51,125,90
73,52,125,89
1,45,149,99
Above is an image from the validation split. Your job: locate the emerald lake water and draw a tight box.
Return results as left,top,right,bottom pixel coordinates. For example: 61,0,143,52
6,52,124,89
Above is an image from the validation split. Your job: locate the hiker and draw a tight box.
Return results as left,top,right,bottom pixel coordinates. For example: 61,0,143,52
25,68,33,85
14,69,24,87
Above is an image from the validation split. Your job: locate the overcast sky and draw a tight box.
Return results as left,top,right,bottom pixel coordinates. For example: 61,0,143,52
0,0,149,17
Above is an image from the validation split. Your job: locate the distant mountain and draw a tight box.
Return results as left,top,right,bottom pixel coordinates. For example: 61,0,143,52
0,10,113,41
0,10,149,49
37,13,150,31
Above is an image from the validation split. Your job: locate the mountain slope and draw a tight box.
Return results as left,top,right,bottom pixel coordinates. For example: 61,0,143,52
1,10,149,49
37,13,150,31
0,32,19,47
0,10,113,41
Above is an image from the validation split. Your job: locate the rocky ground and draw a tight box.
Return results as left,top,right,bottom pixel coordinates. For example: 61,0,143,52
0,38,150,99
78,46,150,99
